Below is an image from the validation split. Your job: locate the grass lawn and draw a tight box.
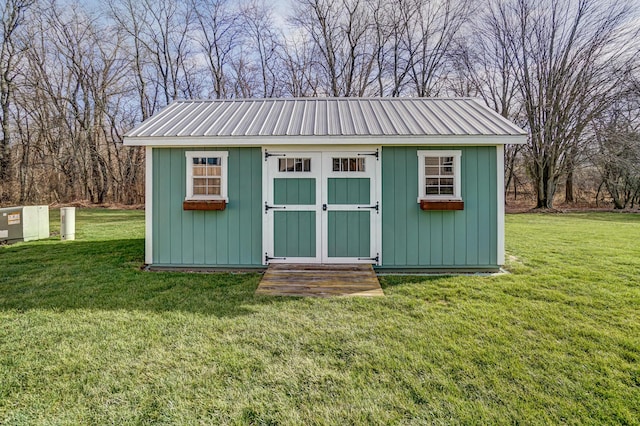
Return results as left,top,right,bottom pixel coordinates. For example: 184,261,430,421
1,209,639,424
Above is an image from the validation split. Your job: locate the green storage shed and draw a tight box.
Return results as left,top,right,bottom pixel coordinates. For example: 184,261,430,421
124,98,526,272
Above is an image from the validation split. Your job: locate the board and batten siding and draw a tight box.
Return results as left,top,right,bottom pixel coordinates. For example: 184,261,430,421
380,146,498,269
152,147,262,266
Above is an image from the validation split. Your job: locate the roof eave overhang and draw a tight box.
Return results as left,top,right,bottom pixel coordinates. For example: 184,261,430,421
123,134,528,147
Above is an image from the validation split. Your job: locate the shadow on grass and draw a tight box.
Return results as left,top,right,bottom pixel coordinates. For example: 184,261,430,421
0,238,289,318
378,274,451,289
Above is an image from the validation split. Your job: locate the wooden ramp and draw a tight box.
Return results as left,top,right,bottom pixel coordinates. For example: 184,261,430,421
256,264,384,298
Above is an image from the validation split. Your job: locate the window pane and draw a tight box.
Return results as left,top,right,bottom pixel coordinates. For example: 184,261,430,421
425,157,439,166
426,186,440,195
441,178,454,186
425,166,439,175
332,157,365,172
440,187,454,195
193,166,205,176
426,178,440,186
279,157,311,172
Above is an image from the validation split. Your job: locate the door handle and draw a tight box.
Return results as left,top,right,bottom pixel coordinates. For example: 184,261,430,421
322,204,327,211
357,201,379,212
265,202,286,213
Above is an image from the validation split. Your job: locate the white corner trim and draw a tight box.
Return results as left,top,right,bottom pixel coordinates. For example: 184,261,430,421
145,146,153,265
375,146,383,266
261,147,269,265
497,145,505,266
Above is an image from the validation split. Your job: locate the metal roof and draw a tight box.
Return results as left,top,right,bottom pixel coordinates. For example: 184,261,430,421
124,98,526,145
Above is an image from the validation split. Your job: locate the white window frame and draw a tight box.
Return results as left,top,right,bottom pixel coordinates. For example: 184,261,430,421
417,150,462,202
185,151,229,201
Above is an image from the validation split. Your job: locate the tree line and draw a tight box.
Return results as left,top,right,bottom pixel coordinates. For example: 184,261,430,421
0,0,639,208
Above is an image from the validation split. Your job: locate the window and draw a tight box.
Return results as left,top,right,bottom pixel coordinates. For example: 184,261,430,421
185,151,228,201
417,150,461,201
279,157,311,172
332,157,365,172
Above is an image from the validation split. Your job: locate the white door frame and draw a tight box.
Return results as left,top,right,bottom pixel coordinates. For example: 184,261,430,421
262,146,382,265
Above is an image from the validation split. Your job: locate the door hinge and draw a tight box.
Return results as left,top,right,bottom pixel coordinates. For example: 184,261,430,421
264,150,286,161
357,148,379,160
358,253,379,264
357,201,379,213
265,253,287,263
265,202,287,214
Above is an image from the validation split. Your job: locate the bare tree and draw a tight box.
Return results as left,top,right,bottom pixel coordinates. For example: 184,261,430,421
407,0,472,97
241,1,284,98
453,3,523,198
590,89,640,209
291,0,378,97
280,31,320,97
191,0,242,99
0,0,33,202
494,0,638,208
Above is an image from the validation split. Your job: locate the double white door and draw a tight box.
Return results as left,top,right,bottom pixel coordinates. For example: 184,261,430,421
263,149,380,264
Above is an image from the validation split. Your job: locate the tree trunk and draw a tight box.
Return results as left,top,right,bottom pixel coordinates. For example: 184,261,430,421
0,113,11,203
565,170,574,203
535,165,556,209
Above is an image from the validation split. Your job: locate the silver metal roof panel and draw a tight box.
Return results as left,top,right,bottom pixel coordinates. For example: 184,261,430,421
124,98,527,142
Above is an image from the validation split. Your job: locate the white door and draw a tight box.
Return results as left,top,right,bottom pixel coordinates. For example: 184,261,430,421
321,152,380,264
264,152,322,263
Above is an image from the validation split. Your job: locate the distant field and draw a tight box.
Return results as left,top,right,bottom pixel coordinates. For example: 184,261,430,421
1,210,638,424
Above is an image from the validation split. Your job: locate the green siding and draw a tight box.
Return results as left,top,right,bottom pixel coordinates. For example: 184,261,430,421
274,178,316,204
327,211,370,257
381,146,498,269
152,145,498,268
274,211,316,257
327,178,370,204
152,147,262,266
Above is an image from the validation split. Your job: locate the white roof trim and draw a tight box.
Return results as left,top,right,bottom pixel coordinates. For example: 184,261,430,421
124,134,526,147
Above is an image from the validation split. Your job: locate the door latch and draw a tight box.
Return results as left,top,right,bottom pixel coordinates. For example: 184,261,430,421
357,201,379,213
265,253,287,263
322,204,327,211
265,202,287,213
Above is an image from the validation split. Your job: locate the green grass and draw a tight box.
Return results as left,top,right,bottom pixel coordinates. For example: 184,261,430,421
1,210,639,424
